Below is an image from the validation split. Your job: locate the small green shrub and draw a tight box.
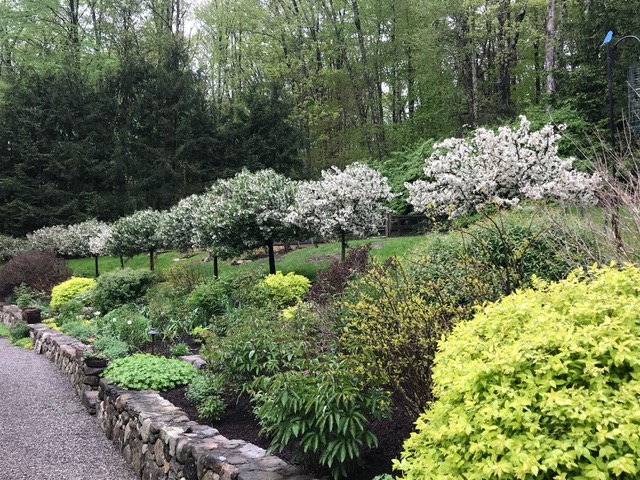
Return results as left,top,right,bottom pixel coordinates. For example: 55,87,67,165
92,335,130,360
98,304,150,348
9,321,30,342
171,342,189,357
103,354,196,391
186,372,226,422
185,279,229,321
395,265,640,479
161,262,204,294
59,321,97,343
13,283,37,308
253,357,390,479
55,299,90,326
50,277,96,309
260,271,311,308
12,337,33,349
200,305,318,395
0,323,10,338
92,268,155,314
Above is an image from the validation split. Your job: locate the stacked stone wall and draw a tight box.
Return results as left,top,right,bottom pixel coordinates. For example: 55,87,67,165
28,324,313,480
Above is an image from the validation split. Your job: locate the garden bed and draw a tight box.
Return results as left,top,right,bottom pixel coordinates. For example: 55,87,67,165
161,386,413,479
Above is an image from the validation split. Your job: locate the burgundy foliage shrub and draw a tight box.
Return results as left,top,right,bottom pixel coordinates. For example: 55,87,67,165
307,244,372,305
0,250,72,298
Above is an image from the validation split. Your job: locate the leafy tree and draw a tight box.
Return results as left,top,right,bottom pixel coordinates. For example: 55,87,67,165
106,209,165,271
288,163,393,261
205,169,299,274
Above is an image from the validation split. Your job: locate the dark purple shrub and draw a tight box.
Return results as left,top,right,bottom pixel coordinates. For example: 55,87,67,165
307,244,372,305
0,250,72,298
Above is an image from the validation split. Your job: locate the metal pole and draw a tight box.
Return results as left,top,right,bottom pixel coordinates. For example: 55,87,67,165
607,42,615,147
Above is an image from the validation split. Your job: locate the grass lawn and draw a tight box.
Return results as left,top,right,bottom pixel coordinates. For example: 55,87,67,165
0,323,10,338
66,235,428,282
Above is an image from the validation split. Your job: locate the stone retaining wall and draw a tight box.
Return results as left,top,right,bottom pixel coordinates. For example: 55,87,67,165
28,324,314,480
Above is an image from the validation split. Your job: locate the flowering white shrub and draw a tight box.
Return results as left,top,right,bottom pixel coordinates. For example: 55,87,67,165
106,209,164,261
288,163,394,259
405,117,600,218
193,184,235,257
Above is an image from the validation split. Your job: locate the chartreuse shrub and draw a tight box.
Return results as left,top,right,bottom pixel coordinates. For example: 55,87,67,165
50,277,96,309
92,268,155,314
395,264,640,480
253,357,390,480
260,271,311,308
103,354,196,391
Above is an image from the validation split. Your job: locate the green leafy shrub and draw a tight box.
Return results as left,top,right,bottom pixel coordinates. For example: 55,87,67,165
341,257,459,417
260,271,311,308
55,299,91,326
9,321,30,342
395,264,640,479
92,268,155,314
103,354,196,391
59,321,97,343
98,304,150,348
0,250,71,297
50,277,96,309
171,342,189,357
201,305,319,395
13,283,37,308
92,335,130,360
0,323,10,338
12,337,33,349
185,279,229,322
253,357,390,479
161,262,204,294
186,372,226,422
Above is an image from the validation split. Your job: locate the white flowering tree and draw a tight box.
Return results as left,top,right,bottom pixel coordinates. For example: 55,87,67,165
158,195,203,253
26,225,70,254
63,220,111,277
204,169,299,274
106,209,164,271
405,116,600,218
0,234,26,262
288,163,394,261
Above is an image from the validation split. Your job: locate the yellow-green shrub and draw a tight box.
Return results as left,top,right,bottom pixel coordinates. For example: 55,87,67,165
50,277,96,309
395,264,640,479
260,271,311,308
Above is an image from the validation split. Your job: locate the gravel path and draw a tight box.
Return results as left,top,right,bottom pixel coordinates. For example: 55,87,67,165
0,338,137,480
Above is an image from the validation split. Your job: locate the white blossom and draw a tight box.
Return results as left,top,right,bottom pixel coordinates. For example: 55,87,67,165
26,225,70,254
288,163,394,240
405,116,600,218
106,209,164,257
158,194,204,252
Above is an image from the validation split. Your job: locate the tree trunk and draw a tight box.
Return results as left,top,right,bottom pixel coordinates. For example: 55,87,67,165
544,0,556,94
150,249,155,272
120,256,124,269
213,254,219,279
267,240,276,275
94,255,99,278
341,231,346,262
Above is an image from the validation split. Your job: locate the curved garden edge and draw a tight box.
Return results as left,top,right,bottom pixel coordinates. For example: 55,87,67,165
27,323,315,480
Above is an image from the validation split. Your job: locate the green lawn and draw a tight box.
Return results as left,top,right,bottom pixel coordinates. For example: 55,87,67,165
66,235,428,282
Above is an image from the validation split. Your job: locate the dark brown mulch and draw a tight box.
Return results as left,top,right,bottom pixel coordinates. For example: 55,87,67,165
139,334,200,358
159,387,414,480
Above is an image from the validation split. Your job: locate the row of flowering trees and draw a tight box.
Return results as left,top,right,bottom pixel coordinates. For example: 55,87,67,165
1,118,600,274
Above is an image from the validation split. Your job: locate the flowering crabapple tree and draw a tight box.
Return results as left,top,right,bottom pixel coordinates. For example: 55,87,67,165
288,163,394,261
26,225,70,254
64,219,110,277
0,234,25,262
405,117,600,218
159,195,203,253
206,169,299,275
106,209,164,271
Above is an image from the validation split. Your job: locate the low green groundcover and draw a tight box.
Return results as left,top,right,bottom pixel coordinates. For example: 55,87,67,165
103,354,196,391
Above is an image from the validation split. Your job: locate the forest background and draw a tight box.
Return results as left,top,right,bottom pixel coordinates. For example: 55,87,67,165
0,0,636,236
